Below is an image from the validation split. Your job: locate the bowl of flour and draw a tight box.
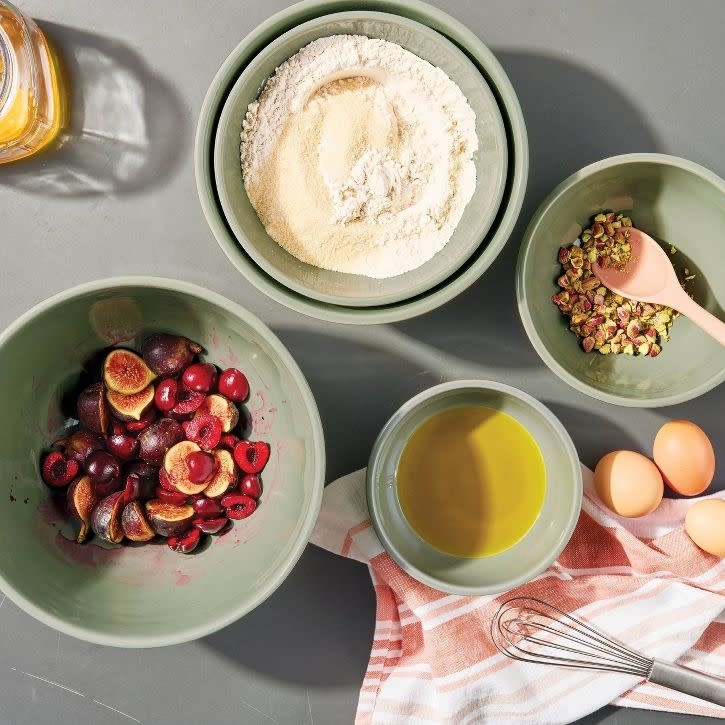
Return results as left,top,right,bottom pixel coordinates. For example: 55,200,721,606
213,11,507,307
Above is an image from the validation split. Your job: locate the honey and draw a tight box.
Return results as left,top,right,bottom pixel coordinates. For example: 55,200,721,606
0,1,64,163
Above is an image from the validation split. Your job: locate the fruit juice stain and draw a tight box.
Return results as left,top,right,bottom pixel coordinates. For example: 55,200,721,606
396,406,546,558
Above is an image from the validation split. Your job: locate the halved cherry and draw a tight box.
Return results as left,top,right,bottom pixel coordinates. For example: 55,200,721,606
233,441,270,474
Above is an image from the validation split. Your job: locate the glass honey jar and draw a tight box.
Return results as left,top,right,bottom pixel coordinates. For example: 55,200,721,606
0,1,64,164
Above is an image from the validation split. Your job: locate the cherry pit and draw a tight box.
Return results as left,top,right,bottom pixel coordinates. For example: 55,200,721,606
41,333,269,554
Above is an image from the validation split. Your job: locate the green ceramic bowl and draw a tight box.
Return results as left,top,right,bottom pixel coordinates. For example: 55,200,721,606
0,278,325,647
195,0,528,323
366,380,582,595
517,154,725,407
214,10,508,307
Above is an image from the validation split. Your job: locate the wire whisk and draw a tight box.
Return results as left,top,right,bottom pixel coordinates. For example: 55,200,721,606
491,597,725,708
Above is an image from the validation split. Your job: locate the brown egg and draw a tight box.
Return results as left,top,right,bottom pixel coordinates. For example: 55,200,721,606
594,450,663,518
653,420,715,496
685,500,725,557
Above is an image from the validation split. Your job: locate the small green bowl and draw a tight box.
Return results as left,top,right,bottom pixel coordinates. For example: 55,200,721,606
0,277,325,647
366,380,582,595
214,10,508,307
517,153,725,407
195,0,528,324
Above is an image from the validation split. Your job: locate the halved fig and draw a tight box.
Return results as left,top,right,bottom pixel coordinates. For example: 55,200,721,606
163,441,207,495
107,384,155,421
144,499,194,537
77,382,109,434
103,349,156,395
121,501,155,542
195,394,239,433
90,491,125,544
203,449,239,498
67,475,97,543
141,333,202,377
137,418,184,465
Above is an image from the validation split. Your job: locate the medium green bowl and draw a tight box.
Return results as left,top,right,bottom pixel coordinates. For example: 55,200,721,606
366,381,582,595
214,10,508,307
195,0,528,324
517,153,725,407
0,277,325,647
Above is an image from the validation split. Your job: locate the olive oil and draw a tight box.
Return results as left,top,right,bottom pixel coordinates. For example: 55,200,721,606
396,406,546,558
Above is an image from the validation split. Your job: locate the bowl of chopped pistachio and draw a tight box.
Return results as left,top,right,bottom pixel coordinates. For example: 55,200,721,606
516,153,725,407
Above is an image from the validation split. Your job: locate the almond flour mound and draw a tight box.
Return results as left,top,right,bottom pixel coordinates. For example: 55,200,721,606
240,35,477,279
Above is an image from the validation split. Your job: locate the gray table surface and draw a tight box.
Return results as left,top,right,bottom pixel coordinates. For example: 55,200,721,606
1,1,723,723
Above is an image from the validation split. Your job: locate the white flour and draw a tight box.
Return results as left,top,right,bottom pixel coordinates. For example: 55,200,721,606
240,35,477,279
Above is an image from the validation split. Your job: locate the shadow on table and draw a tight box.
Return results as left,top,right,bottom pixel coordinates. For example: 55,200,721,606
202,544,376,687
0,22,187,197
541,402,640,471
395,50,662,368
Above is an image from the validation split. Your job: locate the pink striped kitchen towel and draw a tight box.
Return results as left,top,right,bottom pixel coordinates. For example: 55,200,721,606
310,465,725,724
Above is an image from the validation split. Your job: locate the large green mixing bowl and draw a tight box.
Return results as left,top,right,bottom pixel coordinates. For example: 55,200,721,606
517,154,725,407
0,278,325,647
195,0,528,324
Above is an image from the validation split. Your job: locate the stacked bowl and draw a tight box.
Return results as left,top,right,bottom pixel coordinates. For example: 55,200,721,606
195,0,528,323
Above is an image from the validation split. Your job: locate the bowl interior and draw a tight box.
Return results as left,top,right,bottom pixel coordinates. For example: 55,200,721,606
214,10,507,307
0,280,323,646
518,157,725,406
367,382,581,595
196,0,529,324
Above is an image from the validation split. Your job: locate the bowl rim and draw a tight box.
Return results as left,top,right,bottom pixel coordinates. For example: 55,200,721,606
516,152,725,408
0,275,326,648
195,0,529,324
213,8,509,307
366,379,582,595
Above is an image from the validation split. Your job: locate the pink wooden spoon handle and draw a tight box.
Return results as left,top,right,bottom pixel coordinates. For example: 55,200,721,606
671,289,725,346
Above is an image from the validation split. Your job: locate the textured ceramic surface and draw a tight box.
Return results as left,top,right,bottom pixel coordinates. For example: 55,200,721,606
0,278,325,647
517,154,725,407
366,381,582,595
195,0,528,323
215,10,508,307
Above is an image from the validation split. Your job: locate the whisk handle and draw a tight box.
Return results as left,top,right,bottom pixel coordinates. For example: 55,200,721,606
649,660,725,707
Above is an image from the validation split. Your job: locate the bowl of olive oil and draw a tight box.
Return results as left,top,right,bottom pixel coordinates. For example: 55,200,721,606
367,380,582,595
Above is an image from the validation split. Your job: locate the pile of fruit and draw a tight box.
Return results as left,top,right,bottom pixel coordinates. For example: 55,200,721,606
39,333,270,554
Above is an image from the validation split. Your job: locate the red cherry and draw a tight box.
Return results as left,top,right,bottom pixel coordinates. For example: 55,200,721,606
41,451,80,488
125,408,156,433
221,493,257,520
155,486,188,505
219,433,241,451
171,388,205,415
122,473,141,505
183,414,222,450
154,379,178,412
191,496,224,518
84,450,121,484
185,450,216,484
217,368,249,402
106,433,139,461
233,440,270,474
192,516,227,534
167,526,201,553
182,363,217,393
158,467,177,492
239,474,262,499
